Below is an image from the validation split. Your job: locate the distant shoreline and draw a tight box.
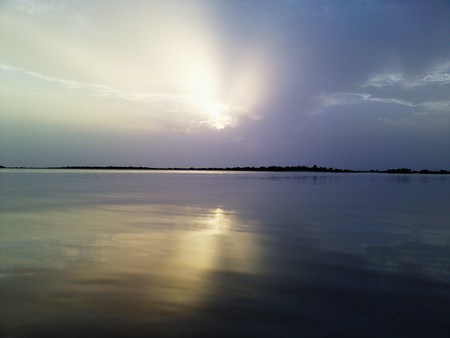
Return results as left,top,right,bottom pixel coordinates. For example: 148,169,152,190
0,165,448,174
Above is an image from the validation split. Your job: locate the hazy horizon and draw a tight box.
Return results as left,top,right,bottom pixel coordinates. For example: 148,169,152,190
1,164,449,172
1,0,449,170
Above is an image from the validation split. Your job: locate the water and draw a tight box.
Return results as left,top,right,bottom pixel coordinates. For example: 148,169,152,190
1,170,449,337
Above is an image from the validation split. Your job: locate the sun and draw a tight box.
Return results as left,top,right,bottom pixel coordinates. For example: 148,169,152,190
209,115,236,130
198,100,237,130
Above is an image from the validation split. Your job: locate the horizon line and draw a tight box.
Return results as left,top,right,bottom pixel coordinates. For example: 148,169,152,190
1,165,449,174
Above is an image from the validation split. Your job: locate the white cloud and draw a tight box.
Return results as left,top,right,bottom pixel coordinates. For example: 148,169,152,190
0,63,242,131
313,60,450,119
418,101,450,112
417,72,450,86
313,92,414,109
363,72,404,88
365,96,414,107
311,91,450,122
364,61,450,88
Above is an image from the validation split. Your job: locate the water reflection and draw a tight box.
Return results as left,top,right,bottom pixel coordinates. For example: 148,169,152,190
202,207,230,234
390,175,412,184
0,202,262,335
1,171,450,337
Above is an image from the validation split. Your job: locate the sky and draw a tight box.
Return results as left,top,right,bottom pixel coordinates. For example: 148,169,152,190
0,0,449,170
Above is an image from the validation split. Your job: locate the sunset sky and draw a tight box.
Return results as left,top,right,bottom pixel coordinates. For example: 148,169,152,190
1,0,449,169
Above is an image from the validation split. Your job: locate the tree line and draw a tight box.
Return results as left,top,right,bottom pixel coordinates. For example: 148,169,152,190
1,165,448,174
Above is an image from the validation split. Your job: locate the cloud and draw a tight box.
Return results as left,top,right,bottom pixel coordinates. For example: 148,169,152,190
365,71,450,88
0,63,244,131
418,72,450,86
0,63,111,92
363,73,404,88
311,58,450,119
312,92,414,110
418,101,450,112
311,91,449,124
364,61,450,88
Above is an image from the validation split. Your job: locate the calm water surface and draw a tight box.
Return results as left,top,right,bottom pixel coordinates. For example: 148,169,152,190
1,170,449,337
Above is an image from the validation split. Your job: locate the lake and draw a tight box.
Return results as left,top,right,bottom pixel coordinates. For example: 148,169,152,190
1,170,449,337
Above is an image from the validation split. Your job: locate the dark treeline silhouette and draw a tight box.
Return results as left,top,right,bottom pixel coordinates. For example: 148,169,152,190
1,165,448,174
43,165,450,174
374,168,449,174
49,165,354,173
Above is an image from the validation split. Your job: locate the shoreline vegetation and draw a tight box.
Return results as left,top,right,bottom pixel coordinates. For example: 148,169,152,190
0,165,448,174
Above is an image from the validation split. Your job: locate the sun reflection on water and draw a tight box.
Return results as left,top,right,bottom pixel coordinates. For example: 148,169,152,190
84,205,262,307
202,207,230,234
0,203,262,320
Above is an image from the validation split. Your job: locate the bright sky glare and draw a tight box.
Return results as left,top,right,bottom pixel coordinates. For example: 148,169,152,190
0,0,449,169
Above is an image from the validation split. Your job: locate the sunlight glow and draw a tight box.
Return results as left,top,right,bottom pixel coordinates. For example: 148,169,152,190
205,208,231,233
0,1,270,134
